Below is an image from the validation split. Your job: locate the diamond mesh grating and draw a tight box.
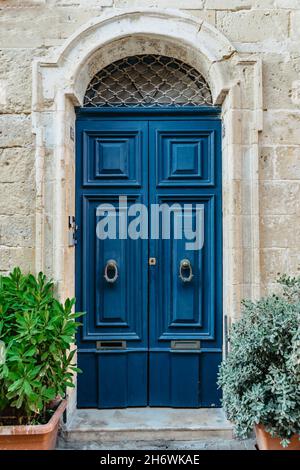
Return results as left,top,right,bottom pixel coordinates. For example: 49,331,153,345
83,55,213,107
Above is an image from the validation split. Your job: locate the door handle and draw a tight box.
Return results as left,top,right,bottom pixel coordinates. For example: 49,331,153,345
104,259,118,284
179,259,193,283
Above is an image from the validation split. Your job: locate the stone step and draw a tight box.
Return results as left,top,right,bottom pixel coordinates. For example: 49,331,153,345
57,437,256,451
61,408,233,443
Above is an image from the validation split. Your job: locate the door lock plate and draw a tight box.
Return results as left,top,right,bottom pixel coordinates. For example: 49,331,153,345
149,257,157,265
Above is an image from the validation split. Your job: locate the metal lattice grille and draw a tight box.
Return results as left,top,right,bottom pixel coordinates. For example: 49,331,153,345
84,55,212,107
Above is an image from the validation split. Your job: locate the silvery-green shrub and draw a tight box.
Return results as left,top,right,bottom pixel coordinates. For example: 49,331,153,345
218,275,300,447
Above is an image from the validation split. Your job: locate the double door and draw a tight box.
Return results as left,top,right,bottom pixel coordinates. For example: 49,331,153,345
76,110,222,408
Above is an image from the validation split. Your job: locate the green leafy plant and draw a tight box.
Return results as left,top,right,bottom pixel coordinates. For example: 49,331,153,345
218,275,300,447
0,268,83,425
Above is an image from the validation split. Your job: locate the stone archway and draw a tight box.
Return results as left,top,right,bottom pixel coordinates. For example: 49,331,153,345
32,8,262,412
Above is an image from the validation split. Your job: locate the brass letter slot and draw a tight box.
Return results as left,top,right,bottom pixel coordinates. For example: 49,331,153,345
96,340,126,350
171,340,200,350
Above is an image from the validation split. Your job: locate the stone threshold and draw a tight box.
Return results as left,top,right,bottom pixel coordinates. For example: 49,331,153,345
60,407,233,443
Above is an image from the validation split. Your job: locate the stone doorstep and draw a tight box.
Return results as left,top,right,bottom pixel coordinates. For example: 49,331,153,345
57,438,256,450
60,408,233,443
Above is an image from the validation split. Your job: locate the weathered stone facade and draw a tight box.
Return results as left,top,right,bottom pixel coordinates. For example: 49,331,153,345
0,0,299,302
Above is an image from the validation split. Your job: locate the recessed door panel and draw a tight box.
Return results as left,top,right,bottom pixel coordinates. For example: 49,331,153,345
82,125,144,187
155,124,215,187
81,195,147,341
151,195,215,343
149,351,201,407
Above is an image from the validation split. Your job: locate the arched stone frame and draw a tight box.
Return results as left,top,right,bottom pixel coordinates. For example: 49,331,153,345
32,9,262,413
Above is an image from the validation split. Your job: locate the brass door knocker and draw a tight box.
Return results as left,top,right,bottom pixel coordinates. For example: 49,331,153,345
179,259,193,283
104,259,118,284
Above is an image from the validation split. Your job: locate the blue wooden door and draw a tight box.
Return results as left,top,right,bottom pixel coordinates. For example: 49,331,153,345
76,108,222,408
148,119,222,407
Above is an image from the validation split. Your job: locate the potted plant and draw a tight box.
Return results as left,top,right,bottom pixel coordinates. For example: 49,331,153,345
218,275,300,450
0,268,82,450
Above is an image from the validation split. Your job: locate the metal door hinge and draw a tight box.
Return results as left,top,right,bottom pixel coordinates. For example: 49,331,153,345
224,314,230,358
68,216,78,247
70,126,74,142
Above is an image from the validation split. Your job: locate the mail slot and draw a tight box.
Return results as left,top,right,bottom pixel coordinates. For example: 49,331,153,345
96,340,126,350
171,340,201,350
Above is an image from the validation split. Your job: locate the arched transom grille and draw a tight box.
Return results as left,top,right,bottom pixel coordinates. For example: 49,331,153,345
83,55,213,107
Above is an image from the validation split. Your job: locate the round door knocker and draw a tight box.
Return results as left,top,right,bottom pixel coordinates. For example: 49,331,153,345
104,259,118,284
179,259,193,283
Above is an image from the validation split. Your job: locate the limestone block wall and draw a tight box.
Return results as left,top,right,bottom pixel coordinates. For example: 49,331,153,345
0,0,300,296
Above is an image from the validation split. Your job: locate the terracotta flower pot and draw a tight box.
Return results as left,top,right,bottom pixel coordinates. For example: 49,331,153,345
0,399,67,450
255,424,300,451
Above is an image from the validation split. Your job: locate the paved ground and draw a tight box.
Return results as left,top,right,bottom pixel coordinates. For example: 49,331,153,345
58,437,256,450
65,408,232,433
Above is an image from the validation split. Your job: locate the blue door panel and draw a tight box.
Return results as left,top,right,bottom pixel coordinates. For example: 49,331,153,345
149,352,200,407
76,109,222,409
148,352,170,406
198,352,222,407
82,123,145,187
154,122,216,187
150,195,216,344
97,352,148,408
77,353,98,407
76,118,149,407
81,195,147,342
149,352,222,408
148,119,222,407
170,353,200,407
